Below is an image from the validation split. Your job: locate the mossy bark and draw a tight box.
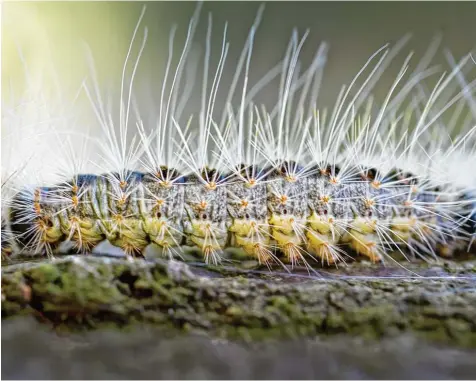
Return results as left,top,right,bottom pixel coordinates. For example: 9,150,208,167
2,255,476,347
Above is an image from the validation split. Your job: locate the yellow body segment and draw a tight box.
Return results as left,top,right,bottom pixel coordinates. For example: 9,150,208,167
143,217,181,248
103,218,149,256
344,217,382,262
231,218,272,264
65,218,104,252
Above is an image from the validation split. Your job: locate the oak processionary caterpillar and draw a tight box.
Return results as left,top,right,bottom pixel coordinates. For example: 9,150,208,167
2,3,476,274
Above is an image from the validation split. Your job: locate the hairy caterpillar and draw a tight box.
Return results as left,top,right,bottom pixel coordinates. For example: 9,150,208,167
2,3,476,273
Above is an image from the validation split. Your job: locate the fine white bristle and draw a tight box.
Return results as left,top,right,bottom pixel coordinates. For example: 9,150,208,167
2,3,475,271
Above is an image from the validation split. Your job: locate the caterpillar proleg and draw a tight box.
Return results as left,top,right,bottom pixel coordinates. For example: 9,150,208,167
2,3,476,274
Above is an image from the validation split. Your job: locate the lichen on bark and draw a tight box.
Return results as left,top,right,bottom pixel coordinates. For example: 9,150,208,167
2,255,476,347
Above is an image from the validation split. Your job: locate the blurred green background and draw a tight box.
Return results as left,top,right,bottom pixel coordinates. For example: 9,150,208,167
3,1,476,122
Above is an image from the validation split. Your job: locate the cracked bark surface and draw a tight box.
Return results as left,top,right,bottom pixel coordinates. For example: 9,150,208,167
2,255,476,348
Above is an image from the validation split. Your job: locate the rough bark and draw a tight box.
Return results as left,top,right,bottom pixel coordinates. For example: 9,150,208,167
2,255,476,347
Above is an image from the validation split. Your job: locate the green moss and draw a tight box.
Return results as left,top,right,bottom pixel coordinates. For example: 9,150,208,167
2,255,476,348
28,263,61,283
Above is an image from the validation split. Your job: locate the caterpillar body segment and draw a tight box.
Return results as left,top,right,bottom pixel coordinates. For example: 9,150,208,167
305,169,351,265
139,171,185,259
226,169,274,267
56,174,106,254
267,164,313,268
182,171,229,265
99,171,150,257
349,174,420,263
5,159,474,269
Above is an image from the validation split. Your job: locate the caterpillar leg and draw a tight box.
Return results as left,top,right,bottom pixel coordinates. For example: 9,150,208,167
184,210,228,265
102,218,149,258
306,211,347,265
390,216,414,244
272,228,309,269
306,230,343,265
143,218,183,259
230,219,277,268
344,217,382,263
189,234,227,265
59,216,104,254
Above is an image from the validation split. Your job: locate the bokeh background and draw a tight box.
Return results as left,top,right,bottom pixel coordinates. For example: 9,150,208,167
3,1,476,120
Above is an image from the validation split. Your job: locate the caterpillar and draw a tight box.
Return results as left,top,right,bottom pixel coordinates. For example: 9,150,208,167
2,3,476,273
